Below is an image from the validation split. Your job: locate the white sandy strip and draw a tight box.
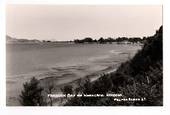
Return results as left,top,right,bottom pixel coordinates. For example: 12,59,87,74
90,68,117,82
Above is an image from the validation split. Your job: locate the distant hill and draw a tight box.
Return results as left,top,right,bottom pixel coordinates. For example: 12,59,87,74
65,26,163,106
6,35,41,44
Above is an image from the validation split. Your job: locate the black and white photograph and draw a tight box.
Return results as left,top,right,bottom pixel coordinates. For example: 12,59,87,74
6,4,163,106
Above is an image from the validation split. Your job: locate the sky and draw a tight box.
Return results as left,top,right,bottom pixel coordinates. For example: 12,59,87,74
6,5,162,41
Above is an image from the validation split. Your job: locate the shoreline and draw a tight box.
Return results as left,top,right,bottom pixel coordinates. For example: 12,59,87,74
39,64,118,88
6,63,119,106
39,65,118,106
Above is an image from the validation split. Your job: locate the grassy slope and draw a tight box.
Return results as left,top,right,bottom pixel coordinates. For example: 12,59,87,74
65,26,163,106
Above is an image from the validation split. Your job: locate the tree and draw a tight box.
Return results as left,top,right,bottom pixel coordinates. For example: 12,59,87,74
98,37,105,44
19,77,46,106
83,37,93,43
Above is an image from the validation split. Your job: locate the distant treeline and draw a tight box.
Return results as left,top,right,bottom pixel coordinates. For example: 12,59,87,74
74,37,146,44
7,35,146,44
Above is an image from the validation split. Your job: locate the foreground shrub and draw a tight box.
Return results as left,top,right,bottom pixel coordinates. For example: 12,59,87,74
19,77,46,106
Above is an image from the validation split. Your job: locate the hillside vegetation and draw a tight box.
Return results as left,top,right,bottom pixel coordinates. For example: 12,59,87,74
19,26,162,106
65,26,163,106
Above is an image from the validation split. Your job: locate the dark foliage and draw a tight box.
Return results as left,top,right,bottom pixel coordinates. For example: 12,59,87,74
19,77,46,106
74,37,94,43
65,26,163,106
74,36,143,44
61,85,73,97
